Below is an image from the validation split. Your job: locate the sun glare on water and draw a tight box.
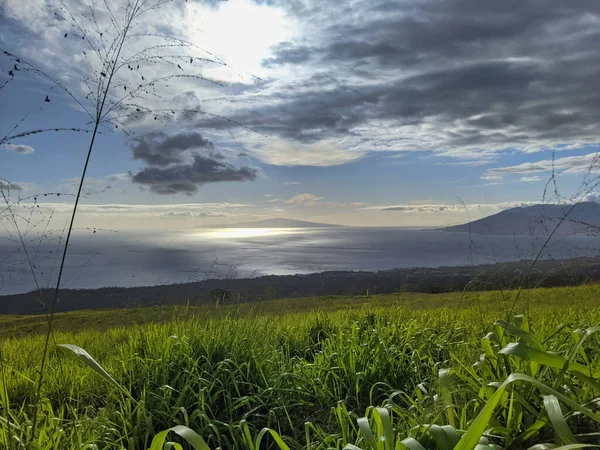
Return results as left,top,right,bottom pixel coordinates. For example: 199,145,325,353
203,228,300,239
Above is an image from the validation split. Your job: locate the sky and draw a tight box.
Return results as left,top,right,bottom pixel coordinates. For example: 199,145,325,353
2,0,600,229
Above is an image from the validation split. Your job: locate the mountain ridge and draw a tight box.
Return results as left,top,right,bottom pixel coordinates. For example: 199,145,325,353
441,202,600,235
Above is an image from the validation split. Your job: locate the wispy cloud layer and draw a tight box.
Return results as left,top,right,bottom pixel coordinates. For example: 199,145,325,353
196,0,600,164
6,0,600,171
485,153,600,180
284,193,323,206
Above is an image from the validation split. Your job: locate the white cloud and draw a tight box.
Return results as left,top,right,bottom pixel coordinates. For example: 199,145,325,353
485,153,600,180
284,193,323,206
0,180,35,192
254,139,364,167
109,173,130,181
520,176,542,182
583,192,600,203
283,181,301,185
183,0,296,82
86,202,248,215
365,201,539,214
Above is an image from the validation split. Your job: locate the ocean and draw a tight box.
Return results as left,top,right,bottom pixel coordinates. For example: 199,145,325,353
2,227,600,295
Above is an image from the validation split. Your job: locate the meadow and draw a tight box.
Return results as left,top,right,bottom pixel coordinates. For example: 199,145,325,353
1,285,600,449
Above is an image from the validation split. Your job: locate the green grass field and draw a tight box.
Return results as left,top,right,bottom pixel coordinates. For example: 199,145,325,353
1,285,600,449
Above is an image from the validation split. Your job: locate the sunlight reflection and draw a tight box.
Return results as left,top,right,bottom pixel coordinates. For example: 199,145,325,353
200,228,302,239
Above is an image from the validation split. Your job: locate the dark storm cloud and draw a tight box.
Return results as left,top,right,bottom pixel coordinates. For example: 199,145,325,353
129,131,258,194
129,132,215,166
131,154,258,195
212,0,600,155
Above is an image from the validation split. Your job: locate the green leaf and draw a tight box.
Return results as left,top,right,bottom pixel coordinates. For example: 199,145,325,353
357,417,378,450
455,374,600,450
498,343,598,378
428,425,456,450
241,420,255,450
439,370,457,428
528,445,600,450
440,426,462,447
254,428,290,450
164,443,183,450
494,321,543,349
481,336,497,359
149,425,210,450
543,396,576,446
372,407,395,450
0,361,8,410
398,438,427,450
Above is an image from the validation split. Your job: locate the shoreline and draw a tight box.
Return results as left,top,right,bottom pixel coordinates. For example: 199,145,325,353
3,255,600,314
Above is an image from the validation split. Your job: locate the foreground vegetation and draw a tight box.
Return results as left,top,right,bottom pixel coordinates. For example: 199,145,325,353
1,285,600,449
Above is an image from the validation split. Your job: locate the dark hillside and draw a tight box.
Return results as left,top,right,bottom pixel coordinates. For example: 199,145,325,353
442,202,600,235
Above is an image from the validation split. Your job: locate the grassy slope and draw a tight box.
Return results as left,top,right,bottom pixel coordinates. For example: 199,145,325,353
2,284,600,449
2,284,600,338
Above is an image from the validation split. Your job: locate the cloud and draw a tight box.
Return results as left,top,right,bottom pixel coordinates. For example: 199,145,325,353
583,192,600,203
58,174,130,196
131,154,258,195
485,153,600,180
0,181,22,191
283,181,301,185
194,0,600,163
254,139,363,167
128,132,215,167
0,180,35,192
1,144,35,154
520,176,542,182
127,132,258,194
109,173,130,182
163,210,228,218
368,201,539,214
284,193,323,206
16,202,248,215
8,0,600,169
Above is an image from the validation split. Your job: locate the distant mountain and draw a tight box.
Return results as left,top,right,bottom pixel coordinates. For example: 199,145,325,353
226,218,341,228
441,202,600,236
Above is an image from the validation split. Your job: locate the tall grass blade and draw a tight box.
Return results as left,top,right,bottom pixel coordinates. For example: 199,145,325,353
57,344,128,395
543,395,576,446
